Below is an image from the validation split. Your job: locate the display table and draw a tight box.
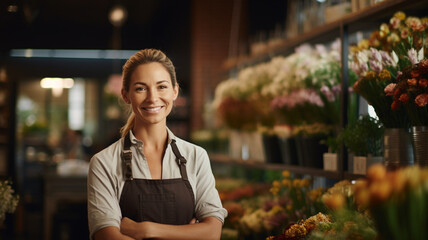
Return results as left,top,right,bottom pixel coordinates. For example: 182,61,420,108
43,172,87,240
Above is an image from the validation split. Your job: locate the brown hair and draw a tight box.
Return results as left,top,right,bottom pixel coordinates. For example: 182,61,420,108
120,49,178,137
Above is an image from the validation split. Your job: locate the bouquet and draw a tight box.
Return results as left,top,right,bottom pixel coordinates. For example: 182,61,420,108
386,59,428,126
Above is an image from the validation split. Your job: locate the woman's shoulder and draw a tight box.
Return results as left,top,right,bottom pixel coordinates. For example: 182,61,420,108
173,136,207,155
91,137,124,166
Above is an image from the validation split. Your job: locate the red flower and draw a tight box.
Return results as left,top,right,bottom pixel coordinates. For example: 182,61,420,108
419,79,428,88
411,71,420,78
391,100,401,110
399,93,410,103
393,88,401,98
415,93,428,107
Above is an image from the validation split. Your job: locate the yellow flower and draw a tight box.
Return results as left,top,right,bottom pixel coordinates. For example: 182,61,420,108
367,163,386,182
272,180,281,188
323,193,345,210
387,32,400,44
286,204,293,211
379,23,390,38
292,179,301,188
369,179,392,204
394,11,406,21
302,178,311,188
282,179,291,188
270,187,279,196
357,39,369,50
365,71,376,80
282,170,290,178
284,224,307,238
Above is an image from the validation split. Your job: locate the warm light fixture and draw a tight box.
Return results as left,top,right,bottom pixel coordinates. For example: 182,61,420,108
40,77,74,97
109,5,128,27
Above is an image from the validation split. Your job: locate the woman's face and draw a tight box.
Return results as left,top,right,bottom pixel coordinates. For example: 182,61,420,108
122,62,178,126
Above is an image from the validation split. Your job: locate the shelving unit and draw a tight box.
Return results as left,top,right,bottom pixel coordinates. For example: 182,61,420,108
217,0,428,180
210,154,365,180
223,0,428,70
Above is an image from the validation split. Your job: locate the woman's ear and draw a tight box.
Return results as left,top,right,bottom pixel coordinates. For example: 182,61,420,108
121,88,130,104
173,84,179,101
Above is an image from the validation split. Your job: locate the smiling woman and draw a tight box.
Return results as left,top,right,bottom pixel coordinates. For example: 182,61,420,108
87,49,227,240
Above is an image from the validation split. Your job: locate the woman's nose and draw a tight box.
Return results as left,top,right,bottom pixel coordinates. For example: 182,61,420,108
146,88,159,102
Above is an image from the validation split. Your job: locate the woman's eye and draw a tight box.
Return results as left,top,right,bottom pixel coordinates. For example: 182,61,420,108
136,87,146,91
159,85,167,89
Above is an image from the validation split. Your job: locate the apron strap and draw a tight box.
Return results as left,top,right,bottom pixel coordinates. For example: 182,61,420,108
122,133,133,180
170,139,189,181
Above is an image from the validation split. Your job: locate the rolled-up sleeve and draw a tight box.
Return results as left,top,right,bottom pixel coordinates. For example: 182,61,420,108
194,149,228,223
87,154,122,238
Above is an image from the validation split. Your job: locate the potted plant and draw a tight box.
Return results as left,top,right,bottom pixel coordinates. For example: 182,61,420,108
339,115,384,174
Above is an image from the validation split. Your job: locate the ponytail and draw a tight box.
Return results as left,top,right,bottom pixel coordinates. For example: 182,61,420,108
120,112,135,138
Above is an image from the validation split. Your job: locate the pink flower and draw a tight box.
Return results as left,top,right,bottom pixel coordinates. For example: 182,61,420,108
390,17,401,29
384,83,396,96
408,48,419,65
415,93,428,107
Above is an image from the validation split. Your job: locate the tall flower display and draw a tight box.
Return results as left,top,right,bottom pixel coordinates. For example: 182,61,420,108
267,41,345,126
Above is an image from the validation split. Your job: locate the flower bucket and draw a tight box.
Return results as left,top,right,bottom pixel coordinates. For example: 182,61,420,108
295,136,327,168
411,126,428,166
383,128,414,170
278,137,298,165
262,134,282,164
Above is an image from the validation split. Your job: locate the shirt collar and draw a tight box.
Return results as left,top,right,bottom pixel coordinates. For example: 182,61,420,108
128,127,176,146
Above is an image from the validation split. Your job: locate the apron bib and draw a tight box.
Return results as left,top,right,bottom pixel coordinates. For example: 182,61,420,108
119,133,195,225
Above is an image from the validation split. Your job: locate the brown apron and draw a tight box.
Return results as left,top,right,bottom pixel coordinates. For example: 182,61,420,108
119,133,195,224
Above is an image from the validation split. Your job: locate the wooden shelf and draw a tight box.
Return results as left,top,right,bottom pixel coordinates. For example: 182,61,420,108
223,0,428,70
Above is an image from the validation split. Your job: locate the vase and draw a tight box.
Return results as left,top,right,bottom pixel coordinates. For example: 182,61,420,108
278,137,298,165
262,135,283,164
295,136,327,168
411,126,428,166
383,128,414,170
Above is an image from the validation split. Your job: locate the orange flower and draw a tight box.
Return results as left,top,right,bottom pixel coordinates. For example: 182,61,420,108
367,164,386,182
407,78,418,86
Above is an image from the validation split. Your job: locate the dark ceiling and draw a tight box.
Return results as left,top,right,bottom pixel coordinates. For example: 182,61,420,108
0,0,192,89
0,0,191,50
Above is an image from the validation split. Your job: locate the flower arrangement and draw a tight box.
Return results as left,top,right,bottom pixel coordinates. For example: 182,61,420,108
351,11,428,128
0,180,19,225
354,164,428,240
387,58,428,126
268,41,346,127
268,171,325,224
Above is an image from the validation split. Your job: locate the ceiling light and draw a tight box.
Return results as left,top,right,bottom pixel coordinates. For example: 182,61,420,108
40,77,74,97
109,5,128,27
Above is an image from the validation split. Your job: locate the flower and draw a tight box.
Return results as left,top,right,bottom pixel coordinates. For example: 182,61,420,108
0,180,19,225
354,164,428,240
389,59,428,125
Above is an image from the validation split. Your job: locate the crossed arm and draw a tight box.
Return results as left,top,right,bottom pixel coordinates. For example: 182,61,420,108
93,216,222,240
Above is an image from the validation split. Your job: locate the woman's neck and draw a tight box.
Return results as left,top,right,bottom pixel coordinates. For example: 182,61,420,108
132,123,168,150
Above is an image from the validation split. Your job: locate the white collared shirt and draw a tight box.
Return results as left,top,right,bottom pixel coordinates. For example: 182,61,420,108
87,128,227,237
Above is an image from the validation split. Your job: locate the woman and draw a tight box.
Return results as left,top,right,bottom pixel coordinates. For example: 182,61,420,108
87,49,227,240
